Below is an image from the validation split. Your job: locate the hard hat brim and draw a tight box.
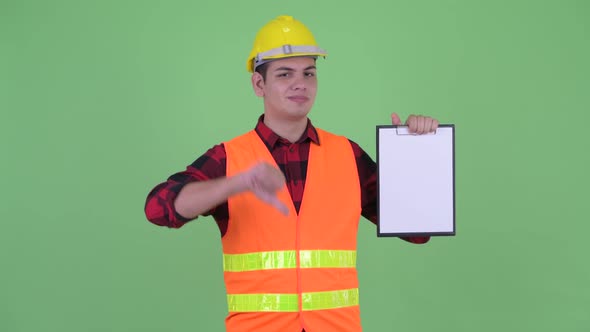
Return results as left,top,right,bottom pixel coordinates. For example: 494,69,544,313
248,45,328,73
252,54,326,73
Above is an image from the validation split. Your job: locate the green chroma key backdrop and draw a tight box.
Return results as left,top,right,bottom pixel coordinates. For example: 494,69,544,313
1,0,589,331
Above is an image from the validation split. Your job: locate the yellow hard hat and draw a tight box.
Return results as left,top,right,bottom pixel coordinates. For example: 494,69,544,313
246,15,328,73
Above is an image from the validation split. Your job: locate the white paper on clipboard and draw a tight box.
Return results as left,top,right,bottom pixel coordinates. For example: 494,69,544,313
376,125,455,237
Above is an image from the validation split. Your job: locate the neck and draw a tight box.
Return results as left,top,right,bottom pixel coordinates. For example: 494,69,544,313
263,114,308,143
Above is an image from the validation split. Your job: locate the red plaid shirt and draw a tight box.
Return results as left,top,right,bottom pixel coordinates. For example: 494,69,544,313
145,115,428,244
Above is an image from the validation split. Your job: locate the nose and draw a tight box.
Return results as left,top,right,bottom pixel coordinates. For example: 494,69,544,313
290,75,307,91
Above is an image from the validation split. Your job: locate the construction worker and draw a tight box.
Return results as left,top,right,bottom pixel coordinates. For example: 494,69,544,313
145,15,439,332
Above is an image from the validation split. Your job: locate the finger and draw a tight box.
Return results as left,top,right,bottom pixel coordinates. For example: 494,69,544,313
266,195,290,216
266,172,286,191
416,116,425,134
391,112,402,125
254,165,285,191
407,115,417,133
431,119,439,132
422,117,433,134
277,202,290,216
254,190,274,204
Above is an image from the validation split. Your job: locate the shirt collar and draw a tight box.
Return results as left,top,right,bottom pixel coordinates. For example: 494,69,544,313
254,114,320,149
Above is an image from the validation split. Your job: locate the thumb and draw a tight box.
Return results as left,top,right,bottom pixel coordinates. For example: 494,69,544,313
256,190,290,216
269,197,290,216
391,113,402,125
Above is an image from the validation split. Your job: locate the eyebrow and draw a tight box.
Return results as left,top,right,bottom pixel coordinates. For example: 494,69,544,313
274,65,317,72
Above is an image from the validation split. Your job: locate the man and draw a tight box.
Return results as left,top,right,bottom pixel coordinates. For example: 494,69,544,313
145,15,439,332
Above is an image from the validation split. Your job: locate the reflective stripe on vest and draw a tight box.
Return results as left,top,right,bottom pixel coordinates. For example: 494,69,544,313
227,288,359,312
223,250,357,272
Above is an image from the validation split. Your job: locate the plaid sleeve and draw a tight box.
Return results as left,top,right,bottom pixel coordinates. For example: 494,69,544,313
349,139,430,244
144,143,227,228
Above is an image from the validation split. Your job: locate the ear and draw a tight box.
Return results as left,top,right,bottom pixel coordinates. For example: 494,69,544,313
251,72,265,97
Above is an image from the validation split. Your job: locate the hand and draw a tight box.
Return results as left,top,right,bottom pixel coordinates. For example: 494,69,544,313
391,112,439,135
240,162,289,216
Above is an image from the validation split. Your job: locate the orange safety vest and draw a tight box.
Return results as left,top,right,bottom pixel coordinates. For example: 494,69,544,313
223,128,362,332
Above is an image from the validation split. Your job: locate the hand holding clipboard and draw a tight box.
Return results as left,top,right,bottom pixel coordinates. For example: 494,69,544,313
390,112,440,135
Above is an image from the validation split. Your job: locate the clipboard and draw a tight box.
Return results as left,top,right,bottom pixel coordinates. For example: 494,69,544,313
376,125,455,237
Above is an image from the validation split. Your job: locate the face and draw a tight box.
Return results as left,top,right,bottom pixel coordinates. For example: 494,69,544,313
251,56,318,122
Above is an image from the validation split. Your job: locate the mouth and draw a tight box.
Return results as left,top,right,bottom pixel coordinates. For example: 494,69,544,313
287,96,309,103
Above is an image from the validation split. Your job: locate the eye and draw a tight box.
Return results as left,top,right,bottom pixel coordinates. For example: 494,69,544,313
305,72,316,77
277,72,290,78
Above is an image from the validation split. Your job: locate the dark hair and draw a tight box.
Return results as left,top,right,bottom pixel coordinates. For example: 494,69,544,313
254,57,317,81
254,62,269,81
